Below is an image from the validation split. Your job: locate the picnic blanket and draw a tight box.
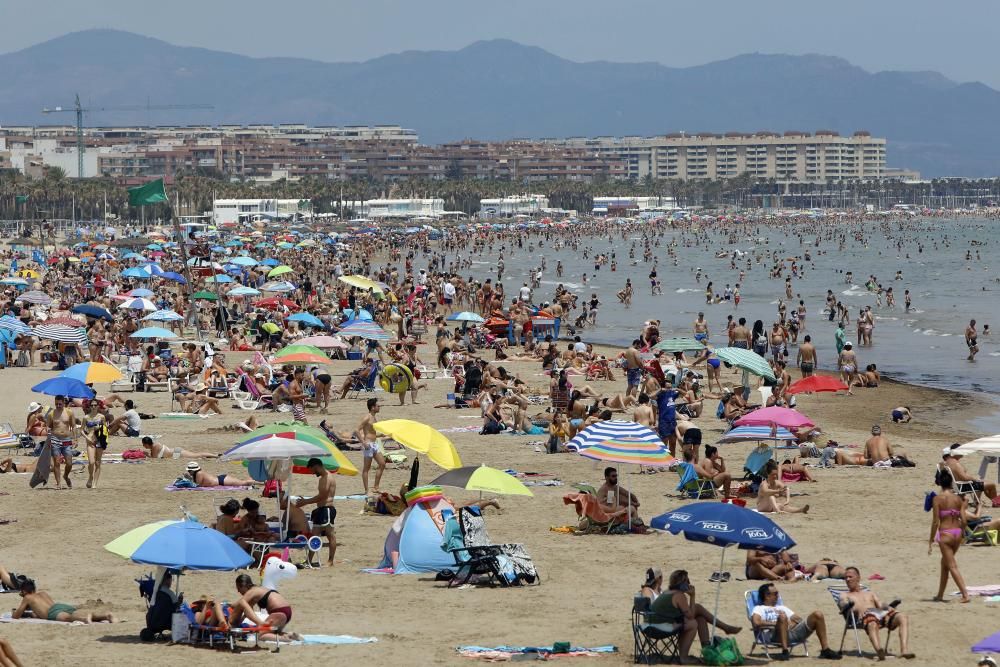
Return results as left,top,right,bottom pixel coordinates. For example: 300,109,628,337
973,630,1000,652
438,425,482,434
288,634,378,645
457,645,617,659
165,485,252,492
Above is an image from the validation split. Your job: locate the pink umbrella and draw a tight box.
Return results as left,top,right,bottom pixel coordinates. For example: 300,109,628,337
734,406,815,430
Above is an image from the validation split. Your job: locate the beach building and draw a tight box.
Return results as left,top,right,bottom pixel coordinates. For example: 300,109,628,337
592,196,678,214
478,195,550,218
356,198,445,218
213,198,309,225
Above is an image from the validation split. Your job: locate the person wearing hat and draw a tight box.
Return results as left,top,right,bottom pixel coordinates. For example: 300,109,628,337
178,382,223,415
943,444,998,502
837,341,858,394
640,566,663,601
26,402,48,438
184,461,255,488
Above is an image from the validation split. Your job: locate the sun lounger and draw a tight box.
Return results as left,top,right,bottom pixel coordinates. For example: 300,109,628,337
562,491,622,533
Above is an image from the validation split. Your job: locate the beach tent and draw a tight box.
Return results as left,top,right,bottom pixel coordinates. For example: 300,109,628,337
378,495,455,574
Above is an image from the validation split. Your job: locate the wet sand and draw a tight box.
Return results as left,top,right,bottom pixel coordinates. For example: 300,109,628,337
0,345,996,666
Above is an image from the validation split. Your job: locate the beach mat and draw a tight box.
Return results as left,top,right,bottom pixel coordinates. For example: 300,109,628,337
288,634,378,645
457,645,617,659
0,613,89,626
165,485,252,492
973,630,1000,653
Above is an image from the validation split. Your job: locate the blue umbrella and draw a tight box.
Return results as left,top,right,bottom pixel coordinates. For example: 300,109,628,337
205,274,233,283
651,502,796,638
32,376,96,399
342,308,373,322
128,288,155,298
230,256,258,266
106,520,253,571
71,304,113,321
447,311,486,323
122,252,145,260
0,315,33,335
159,271,187,284
131,326,179,339
288,312,324,327
143,309,184,322
260,258,280,267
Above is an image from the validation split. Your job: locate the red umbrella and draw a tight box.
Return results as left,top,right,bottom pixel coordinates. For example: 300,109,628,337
254,297,300,311
786,375,850,395
45,316,86,327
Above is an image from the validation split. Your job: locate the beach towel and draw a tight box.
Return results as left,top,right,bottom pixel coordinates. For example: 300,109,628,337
438,425,482,434
524,480,563,487
288,634,378,645
165,485,252,492
0,613,89,626
159,413,213,419
956,585,1000,597
457,645,617,659
973,630,1000,653
563,492,618,525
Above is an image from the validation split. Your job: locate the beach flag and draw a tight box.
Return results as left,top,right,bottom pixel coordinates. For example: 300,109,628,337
127,179,168,207
31,250,45,265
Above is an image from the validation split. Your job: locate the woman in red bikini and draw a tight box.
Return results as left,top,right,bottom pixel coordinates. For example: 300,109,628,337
929,466,970,603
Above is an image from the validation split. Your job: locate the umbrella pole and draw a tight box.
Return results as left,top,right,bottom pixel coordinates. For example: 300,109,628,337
711,545,727,641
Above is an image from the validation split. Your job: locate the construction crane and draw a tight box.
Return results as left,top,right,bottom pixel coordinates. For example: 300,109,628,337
41,94,214,178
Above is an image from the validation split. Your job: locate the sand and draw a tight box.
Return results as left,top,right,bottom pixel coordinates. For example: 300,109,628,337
0,346,997,666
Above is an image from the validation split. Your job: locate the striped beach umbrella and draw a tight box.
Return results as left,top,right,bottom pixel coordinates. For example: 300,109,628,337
143,309,184,322
717,425,797,443
652,338,705,353
261,280,296,293
565,419,662,452
273,344,331,365
578,438,676,466
33,324,88,344
118,297,157,311
14,290,53,306
0,315,32,336
713,346,776,382
337,319,390,341
228,285,261,297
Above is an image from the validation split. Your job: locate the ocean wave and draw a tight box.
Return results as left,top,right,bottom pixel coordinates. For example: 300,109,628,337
541,280,581,289
675,288,699,293
841,287,866,296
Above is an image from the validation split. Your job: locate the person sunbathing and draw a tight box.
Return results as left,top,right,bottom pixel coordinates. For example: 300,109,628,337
779,459,818,482
0,458,36,474
226,573,302,642
943,444,998,500
142,436,217,459
207,415,260,434
178,383,223,415
757,461,809,514
0,637,23,667
184,461,255,487
745,549,800,581
805,558,846,580
839,566,914,659
597,393,637,412
25,402,47,437
13,579,116,624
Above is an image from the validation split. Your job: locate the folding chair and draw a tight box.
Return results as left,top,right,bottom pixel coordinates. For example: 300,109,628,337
346,363,379,399
446,506,539,587
745,589,809,658
674,461,719,500
828,585,894,657
964,517,999,546
632,596,681,664
955,479,988,512
550,388,569,414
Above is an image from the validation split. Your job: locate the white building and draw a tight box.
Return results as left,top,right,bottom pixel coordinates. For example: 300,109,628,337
354,199,445,218
592,196,677,214
0,138,101,178
213,198,309,225
478,195,550,218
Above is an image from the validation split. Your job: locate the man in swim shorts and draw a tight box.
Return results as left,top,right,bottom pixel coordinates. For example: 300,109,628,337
839,567,914,659
624,340,643,398
13,579,116,623
796,335,817,378
44,395,76,489
966,319,979,361
355,397,386,494
296,458,338,565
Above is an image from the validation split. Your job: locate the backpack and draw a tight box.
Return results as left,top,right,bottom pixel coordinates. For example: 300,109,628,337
702,637,744,666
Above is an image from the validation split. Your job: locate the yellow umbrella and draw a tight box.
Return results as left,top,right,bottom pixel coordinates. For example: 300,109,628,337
429,465,533,497
373,419,462,469
338,274,384,294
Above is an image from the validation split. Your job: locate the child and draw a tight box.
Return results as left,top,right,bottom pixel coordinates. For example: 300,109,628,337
548,413,570,454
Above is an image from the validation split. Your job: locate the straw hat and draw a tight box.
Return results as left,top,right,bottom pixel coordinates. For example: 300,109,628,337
186,461,202,473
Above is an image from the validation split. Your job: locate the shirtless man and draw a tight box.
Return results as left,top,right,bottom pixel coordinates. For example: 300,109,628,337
768,322,787,363
966,319,979,361
796,335,817,379
838,341,858,394
692,313,710,344
44,395,76,489
13,579,116,623
839,567,914,660
624,340,643,398
354,397,387,494
141,436,217,459
632,393,655,429
731,317,752,350
296,458,337,565
943,445,997,500
696,445,733,497
288,367,308,424
863,425,910,466
596,466,641,524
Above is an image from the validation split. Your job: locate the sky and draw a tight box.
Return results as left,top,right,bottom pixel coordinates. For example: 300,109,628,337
2,0,999,88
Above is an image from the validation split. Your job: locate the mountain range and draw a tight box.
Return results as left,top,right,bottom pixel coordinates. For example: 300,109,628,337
1,29,998,177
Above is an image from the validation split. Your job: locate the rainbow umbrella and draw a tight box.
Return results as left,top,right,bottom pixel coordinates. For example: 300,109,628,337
273,344,330,365
232,422,357,475
578,439,675,466
105,519,252,571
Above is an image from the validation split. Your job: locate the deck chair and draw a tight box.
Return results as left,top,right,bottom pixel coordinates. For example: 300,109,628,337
346,363,379,399
964,517,999,546
955,479,988,512
233,369,272,410
828,585,895,657
745,589,809,658
106,354,142,392
445,506,538,587
179,603,276,651
632,596,682,664
550,388,569,414
674,461,719,499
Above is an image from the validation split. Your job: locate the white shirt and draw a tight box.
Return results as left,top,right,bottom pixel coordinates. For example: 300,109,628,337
573,341,587,353
519,286,531,301
444,282,456,299
751,604,795,625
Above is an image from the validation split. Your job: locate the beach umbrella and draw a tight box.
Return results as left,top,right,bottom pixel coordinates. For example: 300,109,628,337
130,326,179,339
652,338,705,353
0,315,32,336
105,519,252,571
143,309,184,322
734,406,814,430
255,297,299,311
337,319,390,341
446,311,486,324
261,280,296,293
0,277,28,287
60,362,123,384
228,285,261,297
338,274,384,294
577,438,675,467
230,256,258,266
785,375,850,395
277,242,294,250
717,425,797,443
233,422,357,474
297,335,348,349
713,346,777,382
127,288,155,298
191,291,218,301
14,290,53,306
565,419,663,453
32,376,96,399
953,435,1000,456
267,265,294,278
341,308,373,322
32,324,88,344
118,297,157,311
159,271,187,284
373,419,462,469
273,344,330,365
222,433,338,460
71,304,113,321
45,316,86,327
205,274,233,283
651,502,796,638
122,252,144,260
260,258,279,266
260,322,281,335
287,312,324,327
429,465,533,497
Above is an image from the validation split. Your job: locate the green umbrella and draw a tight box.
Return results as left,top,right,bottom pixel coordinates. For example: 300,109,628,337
260,322,281,334
713,347,776,382
652,338,705,353
267,265,294,278
191,291,218,301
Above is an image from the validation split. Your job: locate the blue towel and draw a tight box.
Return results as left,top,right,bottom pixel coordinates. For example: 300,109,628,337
291,634,377,645
675,462,698,491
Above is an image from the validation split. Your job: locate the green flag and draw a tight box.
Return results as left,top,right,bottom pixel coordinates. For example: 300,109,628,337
128,179,168,207
15,195,28,204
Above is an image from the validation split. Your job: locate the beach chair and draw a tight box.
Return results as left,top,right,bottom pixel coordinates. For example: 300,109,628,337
955,479,988,512
828,585,895,657
745,589,809,658
105,354,142,392
964,517,999,546
180,603,276,651
631,595,681,664
550,388,569,414
674,461,718,500
446,506,538,587
346,363,379,399
233,369,272,410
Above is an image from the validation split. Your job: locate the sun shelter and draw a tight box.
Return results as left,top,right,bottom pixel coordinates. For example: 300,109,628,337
378,487,456,574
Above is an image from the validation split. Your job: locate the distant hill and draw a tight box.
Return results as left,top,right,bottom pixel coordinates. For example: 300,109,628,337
2,29,999,177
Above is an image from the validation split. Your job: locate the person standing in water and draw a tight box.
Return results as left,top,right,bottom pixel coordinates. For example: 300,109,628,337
965,319,979,361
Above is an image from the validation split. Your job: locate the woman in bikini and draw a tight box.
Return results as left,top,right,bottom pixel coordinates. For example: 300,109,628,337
756,461,809,514
81,400,108,489
25,404,47,438
227,573,302,642
0,458,37,474
929,467,970,603
141,436,218,460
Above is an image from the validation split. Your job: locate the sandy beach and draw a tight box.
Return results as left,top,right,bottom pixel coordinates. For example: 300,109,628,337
0,342,996,667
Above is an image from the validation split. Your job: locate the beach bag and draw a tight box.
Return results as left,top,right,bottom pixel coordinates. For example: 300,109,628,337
172,477,196,488
701,637,744,666
171,611,191,643
481,418,503,435
122,448,146,460
262,479,282,498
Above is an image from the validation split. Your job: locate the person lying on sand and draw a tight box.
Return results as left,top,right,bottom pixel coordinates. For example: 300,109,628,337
0,459,36,474
184,461,255,488
142,436,217,460
207,416,260,434
13,579,117,623
779,459,818,482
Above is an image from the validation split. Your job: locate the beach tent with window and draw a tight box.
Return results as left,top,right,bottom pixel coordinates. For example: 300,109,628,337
378,490,456,574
